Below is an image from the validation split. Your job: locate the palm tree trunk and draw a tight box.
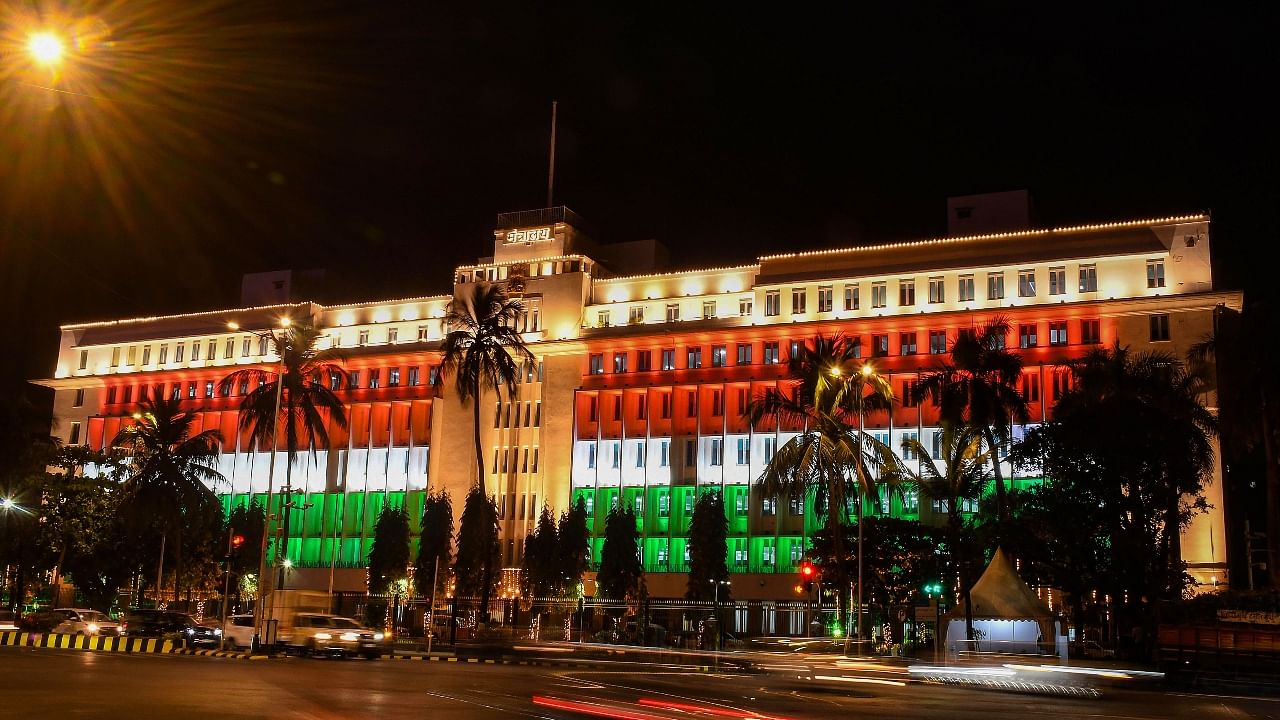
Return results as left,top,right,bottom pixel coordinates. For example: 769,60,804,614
1261,397,1280,587
984,427,1007,523
1165,494,1182,597
473,375,493,626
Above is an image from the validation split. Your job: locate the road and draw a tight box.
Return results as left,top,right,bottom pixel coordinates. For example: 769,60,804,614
2,647,1277,719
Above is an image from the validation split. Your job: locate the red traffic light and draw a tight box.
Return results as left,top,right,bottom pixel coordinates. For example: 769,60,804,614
231,535,245,548
799,561,815,578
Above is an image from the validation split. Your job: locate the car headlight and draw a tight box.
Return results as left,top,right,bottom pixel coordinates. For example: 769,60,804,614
340,632,358,641
315,632,332,640
373,632,384,641
86,623,99,634
214,628,222,635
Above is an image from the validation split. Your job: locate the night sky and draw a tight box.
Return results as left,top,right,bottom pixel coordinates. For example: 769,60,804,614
1,1,1275,399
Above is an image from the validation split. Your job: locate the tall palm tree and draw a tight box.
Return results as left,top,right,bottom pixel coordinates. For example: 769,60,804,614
438,283,534,621
747,334,897,638
913,316,1028,522
897,420,992,640
113,392,225,604
223,323,347,569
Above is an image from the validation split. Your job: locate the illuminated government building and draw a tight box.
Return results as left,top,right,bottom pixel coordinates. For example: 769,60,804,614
37,193,1240,607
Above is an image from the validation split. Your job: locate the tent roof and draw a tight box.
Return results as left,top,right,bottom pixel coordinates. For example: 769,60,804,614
945,547,1054,621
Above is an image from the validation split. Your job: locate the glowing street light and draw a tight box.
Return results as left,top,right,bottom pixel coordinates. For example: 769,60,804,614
0,497,16,511
27,31,65,66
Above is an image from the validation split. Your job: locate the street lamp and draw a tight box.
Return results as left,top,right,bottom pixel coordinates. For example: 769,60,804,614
234,316,292,649
26,31,64,66
709,578,731,650
832,359,878,650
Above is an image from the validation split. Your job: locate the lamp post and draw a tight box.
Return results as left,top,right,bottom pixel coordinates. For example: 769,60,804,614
710,578,731,651
234,317,291,649
831,361,877,650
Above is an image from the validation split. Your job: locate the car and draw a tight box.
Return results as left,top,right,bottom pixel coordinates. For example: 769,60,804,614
125,610,221,646
222,614,256,650
48,608,122,637
284,613,387,658
1080,640,1116,659
0,609,19,632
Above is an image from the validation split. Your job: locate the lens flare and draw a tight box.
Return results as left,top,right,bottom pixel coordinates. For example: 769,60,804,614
27,32,64,65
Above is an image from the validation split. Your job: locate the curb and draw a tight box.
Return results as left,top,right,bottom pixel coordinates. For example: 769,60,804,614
377,654,717,672
1,630,172,654
169,647,272,660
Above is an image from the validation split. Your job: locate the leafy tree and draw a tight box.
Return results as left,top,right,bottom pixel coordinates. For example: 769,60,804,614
596,505,645,611
912,316,1029,521
113,392,224,604
521,506,560,597
223,323,347,571
225,501,266,607
557,497,591,594
747,333,898,632
368,505,411,595
413,490,452,597
1016,345,1217,648
896,420,991,639
454,486,499,601
439,283,535,619
685,492,730,602
811,517,946,640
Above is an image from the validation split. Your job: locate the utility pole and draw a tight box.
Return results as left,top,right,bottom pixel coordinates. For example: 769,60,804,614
546,101,557,207
220,527,235,650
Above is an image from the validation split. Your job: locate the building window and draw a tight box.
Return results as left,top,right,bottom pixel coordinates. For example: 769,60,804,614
1047,267,1066,296
587,396,598,422
871,282,887,309
901,380,918,408
614,353,628,373
791,288,806,315
929,330,947,355
659,439,670,467
1147,259,1166,288
348,371,360,389
928,277,945,304
872,334,889,357
123,386,133,403
1150,314,1170,341
711,389,724,416
1022,373,1040,402
666,304,680,323
762,496,776,516
629,306,645,324
613,395,623,421
589,354,604,375
586,444,596,470
763,342,780,365
637,394,647,420
660,393,672,419
789,495,804,515
844,285,860,311
358,330,370,346
106,386,118,404
611,442,621,469
170,385,181,401
686,391,697,417
685,439,696,467
736,438,750,465
987,273,1005,300
739,298,753,316
736,493,750,516
1051,370,1071,400
1081,319,1101,345
204,381,215,398
175,344,185,363
899,279,916,306
765,291,780,317
1049,321,1068,346
77,350,88,370
848,336,862,358
1018,270,1036,297
736,343,752,365
191,342,201,362
242,338,253,357
817,286,832,313
709,438,722,466
711,345,727,368
111,347,121,367
900,431,918,460
1079,264,1097,293
703,301,717,319
899,332,917,356
69,422,81,446
418,325,430,342
141,346,151,365
408,367,420,386
389,368,401,386
958,275,975,302
388,328,398,344
368,369,380,389
1019,324,1038,349
687,347,702,369
222,339,231,359
598,310,611,327
71,388,85,407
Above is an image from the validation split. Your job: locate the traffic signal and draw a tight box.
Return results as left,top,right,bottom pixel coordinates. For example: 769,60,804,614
923,582,943,597
798,561,817,592
227,533,246,562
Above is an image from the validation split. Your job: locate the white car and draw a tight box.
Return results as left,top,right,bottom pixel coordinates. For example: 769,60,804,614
222,614,256,650
0,609,18,631
50,608,122,637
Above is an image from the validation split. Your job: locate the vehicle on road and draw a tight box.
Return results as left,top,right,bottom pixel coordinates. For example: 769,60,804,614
0,609,18,631
282,613,386,658
125,610,221,646
48,608,121,637
222,614,256,650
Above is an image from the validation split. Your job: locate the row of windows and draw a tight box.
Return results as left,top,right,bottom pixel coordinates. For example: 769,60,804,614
753,262,1158,318
494,401,543,429
585,437,778,470
587,318,1120,376
576,488,973,521
102,365,442,405
491,445,541,475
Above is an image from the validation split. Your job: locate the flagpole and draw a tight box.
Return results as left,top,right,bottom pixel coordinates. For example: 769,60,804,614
546,100,557,207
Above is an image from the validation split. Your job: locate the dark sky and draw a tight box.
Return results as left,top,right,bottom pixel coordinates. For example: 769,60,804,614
1,1,1275,395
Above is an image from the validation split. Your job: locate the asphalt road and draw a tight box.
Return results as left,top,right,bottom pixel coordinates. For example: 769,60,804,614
2,647,1278,720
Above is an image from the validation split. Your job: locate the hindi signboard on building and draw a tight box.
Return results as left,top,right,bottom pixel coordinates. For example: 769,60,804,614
505,226,552,244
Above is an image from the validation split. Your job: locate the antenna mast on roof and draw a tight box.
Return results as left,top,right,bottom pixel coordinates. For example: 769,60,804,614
546,101,557,208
